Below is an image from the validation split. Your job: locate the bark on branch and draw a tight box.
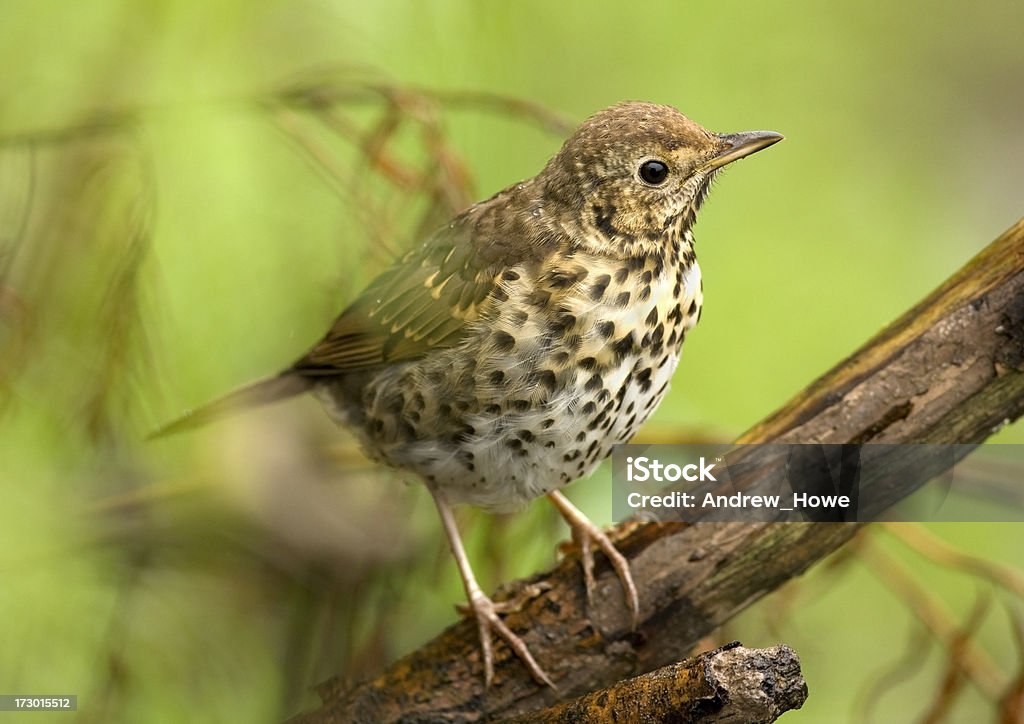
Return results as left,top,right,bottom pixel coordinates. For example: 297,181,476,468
292,218,1024,723
502,643,807,724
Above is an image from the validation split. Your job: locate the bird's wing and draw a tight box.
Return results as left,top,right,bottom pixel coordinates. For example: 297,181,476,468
291,220,503,376
150,186,556,436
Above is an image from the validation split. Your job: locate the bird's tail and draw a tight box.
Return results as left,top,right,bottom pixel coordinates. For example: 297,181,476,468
148,372,312,439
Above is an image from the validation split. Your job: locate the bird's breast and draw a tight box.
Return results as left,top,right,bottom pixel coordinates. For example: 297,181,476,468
351,245,703,511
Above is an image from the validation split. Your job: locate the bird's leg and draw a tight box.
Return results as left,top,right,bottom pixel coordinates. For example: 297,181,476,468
428,485,555,689
547,490,639,629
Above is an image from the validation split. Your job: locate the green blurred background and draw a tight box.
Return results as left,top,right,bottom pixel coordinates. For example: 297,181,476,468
2,1,1022,721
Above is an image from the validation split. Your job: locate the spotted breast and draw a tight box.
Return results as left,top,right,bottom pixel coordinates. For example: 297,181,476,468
341,229,702,512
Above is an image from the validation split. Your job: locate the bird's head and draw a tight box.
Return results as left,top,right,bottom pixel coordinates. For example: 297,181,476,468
542,101,782,256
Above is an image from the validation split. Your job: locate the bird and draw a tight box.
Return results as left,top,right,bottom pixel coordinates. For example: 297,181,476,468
153,101,782,688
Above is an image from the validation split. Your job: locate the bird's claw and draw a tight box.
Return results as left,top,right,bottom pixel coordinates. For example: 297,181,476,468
570,518,640,630
455,581,552,617
459,590,556,689
549,490,640,630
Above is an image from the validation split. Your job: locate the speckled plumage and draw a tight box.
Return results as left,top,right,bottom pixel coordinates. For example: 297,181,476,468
314,221,701,512
157,101,781,687
295,102,764,511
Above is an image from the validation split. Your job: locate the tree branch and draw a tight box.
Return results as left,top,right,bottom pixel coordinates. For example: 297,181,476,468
291,218,1024,722
502,643,806,724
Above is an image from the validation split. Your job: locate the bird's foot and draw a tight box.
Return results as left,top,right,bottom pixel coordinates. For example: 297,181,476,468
456,581,551,617
571,518,641,629
428,485,556,689
549,491,640,629
458,589,556,689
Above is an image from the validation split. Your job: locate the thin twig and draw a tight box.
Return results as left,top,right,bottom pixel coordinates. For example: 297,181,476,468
852,533,1006,700
882,523,1024,600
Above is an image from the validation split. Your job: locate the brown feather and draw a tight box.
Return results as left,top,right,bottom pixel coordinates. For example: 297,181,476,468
148,373,311,438
291,218,500,376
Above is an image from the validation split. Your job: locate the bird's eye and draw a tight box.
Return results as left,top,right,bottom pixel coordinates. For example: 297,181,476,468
638,159,669,185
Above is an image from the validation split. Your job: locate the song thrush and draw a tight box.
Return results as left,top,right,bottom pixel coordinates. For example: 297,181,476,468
154,101,782,687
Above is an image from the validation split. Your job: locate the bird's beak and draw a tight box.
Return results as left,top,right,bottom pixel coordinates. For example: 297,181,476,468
703,130,784,171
